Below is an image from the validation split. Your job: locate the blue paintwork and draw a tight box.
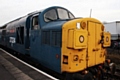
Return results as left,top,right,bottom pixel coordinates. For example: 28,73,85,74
42,21,66,30
4,16,28,54
29,6,71,73
0,6,74,73
30,20,67,73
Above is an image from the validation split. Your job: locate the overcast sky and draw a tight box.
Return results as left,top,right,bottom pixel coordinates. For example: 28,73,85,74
0,0,120,26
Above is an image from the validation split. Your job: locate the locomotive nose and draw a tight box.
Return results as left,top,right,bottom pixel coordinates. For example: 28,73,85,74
61,18,111,72
61,19,88,72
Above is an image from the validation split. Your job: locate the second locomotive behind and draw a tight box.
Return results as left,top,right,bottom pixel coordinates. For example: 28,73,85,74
0,6,113,80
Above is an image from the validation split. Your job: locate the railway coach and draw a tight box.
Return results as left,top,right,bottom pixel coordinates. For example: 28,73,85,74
0,6,113,80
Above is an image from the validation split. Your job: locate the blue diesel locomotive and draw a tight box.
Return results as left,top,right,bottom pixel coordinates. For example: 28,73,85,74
0,6,114,80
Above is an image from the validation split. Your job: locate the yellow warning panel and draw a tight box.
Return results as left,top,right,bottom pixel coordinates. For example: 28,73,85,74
74,30,87,49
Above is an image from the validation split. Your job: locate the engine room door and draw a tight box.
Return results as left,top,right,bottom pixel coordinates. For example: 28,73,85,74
87,21,102,67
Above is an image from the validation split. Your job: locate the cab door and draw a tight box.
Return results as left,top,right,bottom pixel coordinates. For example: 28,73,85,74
87,21,103,67
30,14,41,56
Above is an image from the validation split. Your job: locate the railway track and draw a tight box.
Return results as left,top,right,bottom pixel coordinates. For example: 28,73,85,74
107,48,120,54
114,69,120,79
106,48,120,80
105,69,120,80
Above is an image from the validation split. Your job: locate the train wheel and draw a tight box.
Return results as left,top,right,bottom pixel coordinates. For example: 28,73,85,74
72,73,84,80
65,73,84,80
95,69,104,80
83,72,94,80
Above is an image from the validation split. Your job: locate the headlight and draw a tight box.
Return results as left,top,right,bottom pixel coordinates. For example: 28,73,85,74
63,55,68,64
79,35,84,43
81,21,86,29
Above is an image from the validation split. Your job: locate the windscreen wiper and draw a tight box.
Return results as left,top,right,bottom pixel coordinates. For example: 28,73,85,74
45,17,55,21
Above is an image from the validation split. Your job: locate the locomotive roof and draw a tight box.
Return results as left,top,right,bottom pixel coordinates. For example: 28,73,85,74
27,6,71,16
0,24,7,29
0,6,74,28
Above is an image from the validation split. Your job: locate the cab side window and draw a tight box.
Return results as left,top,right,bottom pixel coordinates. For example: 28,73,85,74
32,16,39,30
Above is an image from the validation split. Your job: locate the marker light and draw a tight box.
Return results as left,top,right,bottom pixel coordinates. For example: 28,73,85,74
76,23,81,29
